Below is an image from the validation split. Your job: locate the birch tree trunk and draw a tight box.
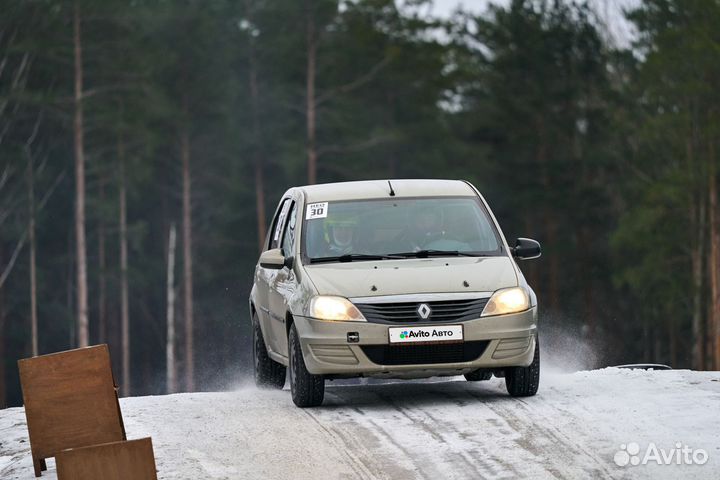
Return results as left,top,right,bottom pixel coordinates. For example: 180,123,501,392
0,244,5,408
246,0,267,249
708,138,720,370
73,0,88,347
166,223,177,394
691,195,706,370
305,0,318,185
181,123,194,392
688,126,706,370
28,147,37,356
67,228,75,345
98,177,107,344
119,136,130,396
253,138,267,250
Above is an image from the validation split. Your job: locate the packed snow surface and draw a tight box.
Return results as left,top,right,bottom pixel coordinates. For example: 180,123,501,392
1,368,719,479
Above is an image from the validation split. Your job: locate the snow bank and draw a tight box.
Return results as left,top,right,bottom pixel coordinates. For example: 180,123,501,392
1,369,718,479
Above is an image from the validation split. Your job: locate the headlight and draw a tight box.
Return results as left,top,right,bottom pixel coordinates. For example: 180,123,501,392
481,287,530,317
308,296,366,321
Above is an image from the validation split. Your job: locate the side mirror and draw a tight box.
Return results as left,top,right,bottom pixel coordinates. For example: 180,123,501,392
259,248,285,270
512,238,541,260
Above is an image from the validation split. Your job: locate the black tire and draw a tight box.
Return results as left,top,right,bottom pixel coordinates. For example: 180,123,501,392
289,323,324,407
253,312,286,389
505,335,540,397
464,369,493,381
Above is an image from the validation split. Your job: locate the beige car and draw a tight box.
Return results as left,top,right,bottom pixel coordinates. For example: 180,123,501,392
250,179,541,407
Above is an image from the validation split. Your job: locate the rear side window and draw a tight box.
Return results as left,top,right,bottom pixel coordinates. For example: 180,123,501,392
281,202,297,257
268,199,290,250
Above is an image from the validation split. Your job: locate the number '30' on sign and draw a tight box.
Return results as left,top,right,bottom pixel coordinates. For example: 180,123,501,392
306,202,328,220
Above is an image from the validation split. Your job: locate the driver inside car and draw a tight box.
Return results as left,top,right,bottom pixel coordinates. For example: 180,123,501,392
408,207,445,250
325,219,356,255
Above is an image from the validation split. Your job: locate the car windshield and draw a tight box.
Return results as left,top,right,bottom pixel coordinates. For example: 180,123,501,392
303,196,502,262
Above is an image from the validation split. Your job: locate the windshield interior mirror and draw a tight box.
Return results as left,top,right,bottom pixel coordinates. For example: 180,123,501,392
259,248,286,269
513,238,541,260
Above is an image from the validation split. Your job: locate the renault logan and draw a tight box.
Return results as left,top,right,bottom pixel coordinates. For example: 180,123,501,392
249,179,541,407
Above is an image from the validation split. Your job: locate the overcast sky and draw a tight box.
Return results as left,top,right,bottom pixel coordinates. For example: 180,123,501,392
428,0,638,47
431,0,495,17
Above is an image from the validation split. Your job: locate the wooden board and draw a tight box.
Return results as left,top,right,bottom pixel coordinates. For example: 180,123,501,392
18,345,126,477
56,438,157,480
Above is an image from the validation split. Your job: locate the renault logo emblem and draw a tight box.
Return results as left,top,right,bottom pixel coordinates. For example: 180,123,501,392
417,303,432,319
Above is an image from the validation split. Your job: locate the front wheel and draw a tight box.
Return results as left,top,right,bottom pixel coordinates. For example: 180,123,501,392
505,335,540,397
253,312,286,389
289,323,324,407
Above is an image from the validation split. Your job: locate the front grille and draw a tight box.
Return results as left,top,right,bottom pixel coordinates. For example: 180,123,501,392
355,297,490,324
360,341,489,366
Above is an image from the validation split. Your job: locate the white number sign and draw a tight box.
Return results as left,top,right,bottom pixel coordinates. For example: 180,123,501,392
306,202,328,220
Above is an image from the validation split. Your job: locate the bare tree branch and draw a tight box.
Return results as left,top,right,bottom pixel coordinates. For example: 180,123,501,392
0,229,26,289
10,52,29,88
38,170,66,211
0,121,10,147
0,167,64,289
0,49,32,149
0,165,10,192
0,56,8,83
25,111,43,149
0,28,19,84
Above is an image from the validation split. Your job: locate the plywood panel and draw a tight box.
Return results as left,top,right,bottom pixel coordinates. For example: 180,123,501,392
18,345,126,476
56,438,157,480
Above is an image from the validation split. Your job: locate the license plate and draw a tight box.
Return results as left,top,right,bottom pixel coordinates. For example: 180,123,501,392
388,325,463,344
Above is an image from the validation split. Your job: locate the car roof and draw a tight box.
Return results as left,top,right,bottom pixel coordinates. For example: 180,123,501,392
294,179,477,203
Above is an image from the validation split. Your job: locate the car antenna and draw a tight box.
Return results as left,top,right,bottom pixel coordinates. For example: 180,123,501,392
388,180,396,197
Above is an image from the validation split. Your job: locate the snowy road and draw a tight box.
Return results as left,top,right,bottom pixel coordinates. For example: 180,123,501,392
1,368,719,479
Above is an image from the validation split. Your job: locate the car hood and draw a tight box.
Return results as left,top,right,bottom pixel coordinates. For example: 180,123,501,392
303,256,518,298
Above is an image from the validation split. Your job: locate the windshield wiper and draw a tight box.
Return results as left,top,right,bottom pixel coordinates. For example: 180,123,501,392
389,249,484,258
309,253,404,264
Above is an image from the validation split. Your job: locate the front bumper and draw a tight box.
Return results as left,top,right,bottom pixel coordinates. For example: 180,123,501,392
293,307,537,377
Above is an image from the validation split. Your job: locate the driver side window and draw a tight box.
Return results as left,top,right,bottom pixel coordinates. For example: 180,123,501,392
269,199,290,250
281,202,297,258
